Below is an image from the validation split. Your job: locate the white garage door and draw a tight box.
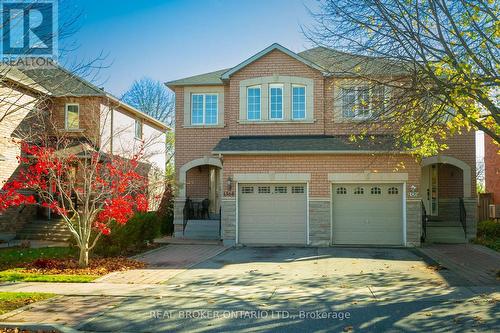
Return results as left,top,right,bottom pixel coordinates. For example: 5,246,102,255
238,183,307,245
332,183,404,245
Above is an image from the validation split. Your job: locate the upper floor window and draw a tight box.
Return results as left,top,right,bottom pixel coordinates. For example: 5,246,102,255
191,93,218,125
65,104,80,129
269,84,283,120
247,86,261,120
341,85,387,119
292,85,306,120
135,119,143,139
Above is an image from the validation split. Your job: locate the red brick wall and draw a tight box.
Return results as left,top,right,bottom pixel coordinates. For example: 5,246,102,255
186,165,209,199
485,135,500,204
172,48,476,197
222,154,421,198
438,163,464,198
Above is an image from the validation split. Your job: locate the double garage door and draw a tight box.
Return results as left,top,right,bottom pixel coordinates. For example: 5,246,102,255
237,182,404,246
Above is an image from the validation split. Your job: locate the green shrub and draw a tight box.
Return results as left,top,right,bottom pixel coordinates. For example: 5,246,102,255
94,212,162,257
477,220,500,238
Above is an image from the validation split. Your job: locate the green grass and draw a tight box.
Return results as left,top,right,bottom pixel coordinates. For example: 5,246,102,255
0,292,55,314
474,220,500,252
0,247,77,270
0,269,99,283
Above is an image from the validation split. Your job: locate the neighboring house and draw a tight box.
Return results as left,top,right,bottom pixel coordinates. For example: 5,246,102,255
166,43,477,247
0,62,168,240
484,134,500,205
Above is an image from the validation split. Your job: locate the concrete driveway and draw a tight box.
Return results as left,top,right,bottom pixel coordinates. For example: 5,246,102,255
2,247,499,332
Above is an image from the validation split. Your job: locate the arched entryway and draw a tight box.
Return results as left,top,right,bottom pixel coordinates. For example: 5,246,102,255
421,155,473,243
175,157,222,239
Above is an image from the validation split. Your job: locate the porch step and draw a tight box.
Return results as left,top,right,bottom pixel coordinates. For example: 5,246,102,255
183,219,220,240
425,226,467,244
15,219,72,242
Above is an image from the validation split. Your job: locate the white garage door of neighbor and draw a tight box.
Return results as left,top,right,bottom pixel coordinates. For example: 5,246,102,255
332,183,404,245
238,183,307,245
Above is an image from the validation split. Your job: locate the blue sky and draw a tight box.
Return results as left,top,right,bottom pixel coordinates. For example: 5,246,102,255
62,0,318,95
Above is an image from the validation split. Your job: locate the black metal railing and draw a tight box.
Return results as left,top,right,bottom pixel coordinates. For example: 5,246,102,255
421,201,428,243
218,207,222,239
459,198,467,240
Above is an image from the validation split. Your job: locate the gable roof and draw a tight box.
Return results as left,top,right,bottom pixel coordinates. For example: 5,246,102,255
165,44,408,87
298,47,407,76
165,68,229,87
220,43,327,79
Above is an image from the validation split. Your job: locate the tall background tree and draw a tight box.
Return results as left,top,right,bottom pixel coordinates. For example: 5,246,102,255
121,78,175,168
307,0,499,156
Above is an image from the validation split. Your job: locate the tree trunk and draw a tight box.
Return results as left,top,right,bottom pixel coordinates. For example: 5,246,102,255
78,246,89,268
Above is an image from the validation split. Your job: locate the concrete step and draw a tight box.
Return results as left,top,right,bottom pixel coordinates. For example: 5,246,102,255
425,226,467,244
16,219,72,242
183,220,220,240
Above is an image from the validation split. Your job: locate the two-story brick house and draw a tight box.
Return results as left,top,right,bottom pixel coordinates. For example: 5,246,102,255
167,43,476,247
0,62,168,240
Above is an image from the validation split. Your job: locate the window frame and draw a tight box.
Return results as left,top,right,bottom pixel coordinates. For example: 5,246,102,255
134,119,143,139
247,85,261,121
65,103,80,130
269,83,284,120
341,85,388,120
291,84,306,120
191,93,218,125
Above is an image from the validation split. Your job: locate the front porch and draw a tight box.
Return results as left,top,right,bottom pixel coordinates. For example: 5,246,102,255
174,158,222,240
420,156,477,244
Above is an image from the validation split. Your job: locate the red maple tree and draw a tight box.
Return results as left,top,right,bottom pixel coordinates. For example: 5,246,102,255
0,141,149,267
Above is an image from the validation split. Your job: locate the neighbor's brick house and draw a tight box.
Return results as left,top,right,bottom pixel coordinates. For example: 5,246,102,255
0,63,168,240
484,135,500,205
166,44,476,247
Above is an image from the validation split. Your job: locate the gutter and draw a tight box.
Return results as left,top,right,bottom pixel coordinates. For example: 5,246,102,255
211,150,409,155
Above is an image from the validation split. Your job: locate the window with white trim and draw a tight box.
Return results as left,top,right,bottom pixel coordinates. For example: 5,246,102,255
191,93,218,125
134,119,143,139
65,104,80,129
274,186,287,194
292,186,305,194
269,84,283,120
247,86,261,120
353,187,364,195
241,186,254,194
341,85,387,119
292,85,306,120
388,187,399,195
336,187,347,194
258,186,271,194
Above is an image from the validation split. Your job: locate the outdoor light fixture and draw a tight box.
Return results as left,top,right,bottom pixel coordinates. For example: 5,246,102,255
227,176,233,191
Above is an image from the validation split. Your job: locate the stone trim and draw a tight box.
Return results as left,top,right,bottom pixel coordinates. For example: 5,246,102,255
233,173,311,182
328,172,409,182
178,157,222,198
421,155,472,197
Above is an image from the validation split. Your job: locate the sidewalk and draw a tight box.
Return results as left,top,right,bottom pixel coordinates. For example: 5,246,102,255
417,244,500,286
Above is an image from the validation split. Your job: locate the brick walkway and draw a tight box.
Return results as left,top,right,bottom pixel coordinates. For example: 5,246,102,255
95,244,227,284
418,244,500,286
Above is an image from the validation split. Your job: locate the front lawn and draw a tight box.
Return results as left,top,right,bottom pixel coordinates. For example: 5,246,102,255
0,247,145,283
0,292,55,315
474,220,500,252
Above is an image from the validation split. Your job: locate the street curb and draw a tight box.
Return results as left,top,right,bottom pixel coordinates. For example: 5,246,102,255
0,295,63,320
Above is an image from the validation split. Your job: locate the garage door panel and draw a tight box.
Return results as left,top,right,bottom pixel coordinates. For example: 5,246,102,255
332,183,403,245
238,183,307,245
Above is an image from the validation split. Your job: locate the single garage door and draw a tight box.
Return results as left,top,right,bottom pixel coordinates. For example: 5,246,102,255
332,183,403,245
238,183,307,245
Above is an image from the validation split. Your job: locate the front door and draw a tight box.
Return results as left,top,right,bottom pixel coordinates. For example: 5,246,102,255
421,165,439,216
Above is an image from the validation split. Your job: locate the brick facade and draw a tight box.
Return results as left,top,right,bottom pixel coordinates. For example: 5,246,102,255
171,47,477,246
485,135,500,204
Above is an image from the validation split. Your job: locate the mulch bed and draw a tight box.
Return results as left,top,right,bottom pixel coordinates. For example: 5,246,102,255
19,257,146,276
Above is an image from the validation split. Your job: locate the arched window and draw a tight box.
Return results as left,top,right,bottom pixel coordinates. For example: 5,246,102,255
371,187,381,195
354,187,364,195
336,187,347,194
388,187,399,195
